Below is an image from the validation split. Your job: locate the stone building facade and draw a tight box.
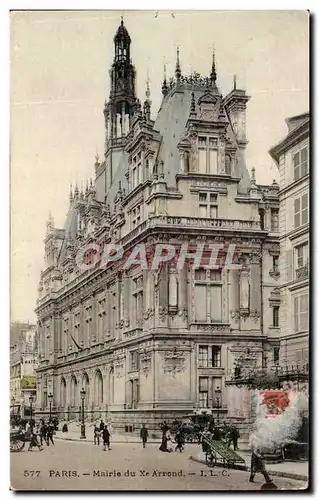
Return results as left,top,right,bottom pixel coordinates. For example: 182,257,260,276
269,113,309,367
10,322,38,417
35,20,279,431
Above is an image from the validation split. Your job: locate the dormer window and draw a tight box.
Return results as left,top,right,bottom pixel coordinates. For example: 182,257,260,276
132,153,142,189
198,136,218,174
198,192,218,218
131,205,141,228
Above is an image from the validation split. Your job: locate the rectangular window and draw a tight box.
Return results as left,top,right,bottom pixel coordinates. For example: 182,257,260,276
273,306,279,327
131,205,141,228
212,346,221,367
210,285,222,321
209,150,218,174
198,192,218,219
294,194,308,228
301,193,308,225
198,149,207,173
293,147,308,180
195,285,207,322
274,347,280,365
198,377,209,408
198,346,208,367
294,293,309,332
271,209,279,232
295,242,308,270
273,256,279,273
130,351,139,371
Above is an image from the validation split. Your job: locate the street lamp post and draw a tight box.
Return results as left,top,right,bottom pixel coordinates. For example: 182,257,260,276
215,387,222,425
80,388,86,439
29,395,34,425
48,392,53,420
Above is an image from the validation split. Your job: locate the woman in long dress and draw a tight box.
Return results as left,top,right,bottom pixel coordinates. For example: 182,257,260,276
159,430,168,452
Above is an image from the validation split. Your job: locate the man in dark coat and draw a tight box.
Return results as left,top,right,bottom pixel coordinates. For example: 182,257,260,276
231,426,240,450
47,420,55,445
99,420,105,432
140,423,149,448
249,448,272,483
102,426,111,451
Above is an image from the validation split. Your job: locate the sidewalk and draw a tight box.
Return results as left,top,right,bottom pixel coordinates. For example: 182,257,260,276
190,450,308,482
55,429,308,482
55,429,161,443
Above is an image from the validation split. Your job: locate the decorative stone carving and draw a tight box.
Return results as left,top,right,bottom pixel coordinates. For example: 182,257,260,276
231,310,241,321
250,309,261,322
178,308,188,321
114,359,124,379
159,305,168,322
163,348,186,376
139,350,152,378
249,250,262,264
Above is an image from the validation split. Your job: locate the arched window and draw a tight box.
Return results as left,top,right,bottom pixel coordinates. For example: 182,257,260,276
94,370,103,406
60,377,66,408
82,373,90,407
70,376,77,407
169,274,178,308
109,367,114,406
225,155,231,175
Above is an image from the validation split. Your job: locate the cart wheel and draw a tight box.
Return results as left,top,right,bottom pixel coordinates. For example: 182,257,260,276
10,440,25,452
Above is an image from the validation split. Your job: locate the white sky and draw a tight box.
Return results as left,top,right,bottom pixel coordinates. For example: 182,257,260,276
10,10,309,322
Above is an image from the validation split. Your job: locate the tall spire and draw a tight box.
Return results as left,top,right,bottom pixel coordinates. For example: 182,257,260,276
162,63,168,96
143,73,151,121
175,46,181,81
190,91,196,117
210,49,217,85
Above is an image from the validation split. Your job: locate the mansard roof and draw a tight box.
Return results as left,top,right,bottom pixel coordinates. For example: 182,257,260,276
154,84,251,193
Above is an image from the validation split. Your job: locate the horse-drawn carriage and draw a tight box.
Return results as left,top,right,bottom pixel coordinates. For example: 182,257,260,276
171,413,212,443
10,428,26,452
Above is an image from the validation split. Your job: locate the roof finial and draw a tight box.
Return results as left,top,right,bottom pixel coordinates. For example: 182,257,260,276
251,167,256,184
210,48,217,85
162,63,168,96
190,91,196,116
121,14,124,25
69,183,73,203
233,74,237,90
175,46,181,80
146,70,151,100
74,183,79,198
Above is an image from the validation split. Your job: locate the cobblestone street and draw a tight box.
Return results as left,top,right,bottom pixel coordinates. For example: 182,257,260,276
11,440,306,491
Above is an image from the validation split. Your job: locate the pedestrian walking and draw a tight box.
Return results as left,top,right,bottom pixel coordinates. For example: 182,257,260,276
39,421,46,447
249,448,272,484
99,420,105,432
28,426,43,452
47,421,55,445
102,426,111,451
231,425,240,450
175,429,185,453
94,425,101,445
140,423,148,448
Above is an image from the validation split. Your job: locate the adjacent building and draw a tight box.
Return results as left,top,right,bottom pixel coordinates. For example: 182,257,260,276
35,20,280,432
269,113,309,368
10,322,38,417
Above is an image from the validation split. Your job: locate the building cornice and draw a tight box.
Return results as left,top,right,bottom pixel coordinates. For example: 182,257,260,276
269,120,309,164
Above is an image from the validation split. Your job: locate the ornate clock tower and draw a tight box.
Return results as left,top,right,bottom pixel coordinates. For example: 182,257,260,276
103,18,137,149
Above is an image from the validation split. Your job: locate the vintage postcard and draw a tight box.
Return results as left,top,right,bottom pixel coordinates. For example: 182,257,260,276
10,10,309,491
